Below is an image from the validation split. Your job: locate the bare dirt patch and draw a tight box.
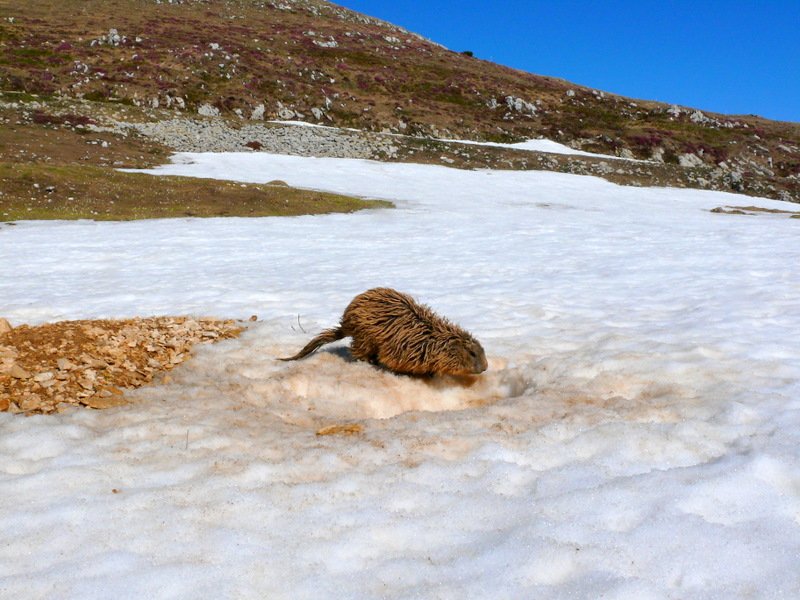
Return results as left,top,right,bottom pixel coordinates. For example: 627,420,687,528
0,316,247,414
711,205,800,217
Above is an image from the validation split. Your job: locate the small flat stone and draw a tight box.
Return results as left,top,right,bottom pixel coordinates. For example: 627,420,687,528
81,395,127,409
0,347,17,359
97,386,124,398
78,378,95,391
19,394,42,411
9,364,31,379
0,318,12,334
316,423,364,437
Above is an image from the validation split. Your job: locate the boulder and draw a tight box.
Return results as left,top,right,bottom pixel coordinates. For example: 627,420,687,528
678,153,704,168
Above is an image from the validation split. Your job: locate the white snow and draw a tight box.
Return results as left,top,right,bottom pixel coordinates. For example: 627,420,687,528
439,136,616,158
2,153,799,599
268,119,337,128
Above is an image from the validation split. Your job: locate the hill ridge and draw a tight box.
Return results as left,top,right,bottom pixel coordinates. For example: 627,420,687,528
1,0,798,203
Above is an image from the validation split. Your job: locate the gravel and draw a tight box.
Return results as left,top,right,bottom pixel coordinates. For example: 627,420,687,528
110,118,401,159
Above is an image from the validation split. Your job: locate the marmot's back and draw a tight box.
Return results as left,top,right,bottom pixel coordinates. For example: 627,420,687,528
280,288,487,377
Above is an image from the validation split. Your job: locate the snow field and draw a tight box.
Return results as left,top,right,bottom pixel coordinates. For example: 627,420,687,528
1,153,799,598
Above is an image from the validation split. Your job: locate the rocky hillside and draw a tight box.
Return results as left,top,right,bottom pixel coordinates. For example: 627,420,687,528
2,0,799,202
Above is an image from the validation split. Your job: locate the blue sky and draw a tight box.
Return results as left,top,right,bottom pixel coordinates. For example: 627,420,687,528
334,0,800,123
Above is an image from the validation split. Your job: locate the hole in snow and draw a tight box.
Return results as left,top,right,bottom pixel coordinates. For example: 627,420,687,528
241,350,528,424
138,325,532,431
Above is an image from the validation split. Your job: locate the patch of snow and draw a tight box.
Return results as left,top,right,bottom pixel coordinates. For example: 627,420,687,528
1,154,799,599
267,119,333,128
435,136,626,159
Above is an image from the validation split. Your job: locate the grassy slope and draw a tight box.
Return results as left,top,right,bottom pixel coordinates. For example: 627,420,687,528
0,162,390,221
0,95,390,220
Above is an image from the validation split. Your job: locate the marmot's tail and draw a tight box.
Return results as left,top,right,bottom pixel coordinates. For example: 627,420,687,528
278,327,346,361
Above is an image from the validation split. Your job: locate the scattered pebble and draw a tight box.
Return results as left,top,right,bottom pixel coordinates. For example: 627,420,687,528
0,316,244,414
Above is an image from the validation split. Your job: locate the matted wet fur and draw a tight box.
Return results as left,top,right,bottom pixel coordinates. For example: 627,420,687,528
280,288,488,377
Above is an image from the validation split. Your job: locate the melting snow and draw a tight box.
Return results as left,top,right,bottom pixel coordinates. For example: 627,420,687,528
1,153,799,599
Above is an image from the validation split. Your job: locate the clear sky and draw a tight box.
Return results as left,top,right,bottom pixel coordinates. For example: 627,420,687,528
333,0,800,124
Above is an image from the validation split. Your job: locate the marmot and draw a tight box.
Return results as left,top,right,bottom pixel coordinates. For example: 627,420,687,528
280,287,488,377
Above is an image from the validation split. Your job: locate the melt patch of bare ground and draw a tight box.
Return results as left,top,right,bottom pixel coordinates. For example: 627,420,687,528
711,205,800,217
0,316,247,415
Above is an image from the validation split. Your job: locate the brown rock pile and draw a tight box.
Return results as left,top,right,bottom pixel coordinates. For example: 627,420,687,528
0,316,244,414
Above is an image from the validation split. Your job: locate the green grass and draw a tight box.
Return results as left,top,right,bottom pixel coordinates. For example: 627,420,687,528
0,162,392,221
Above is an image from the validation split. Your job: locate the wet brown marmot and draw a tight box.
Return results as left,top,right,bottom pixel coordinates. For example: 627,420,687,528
280,287,488,377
